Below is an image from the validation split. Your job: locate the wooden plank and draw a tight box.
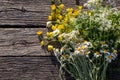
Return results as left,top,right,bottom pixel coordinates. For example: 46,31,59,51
0,56,119,80
0,56,60,80
0,28,50,56
0,0,76,26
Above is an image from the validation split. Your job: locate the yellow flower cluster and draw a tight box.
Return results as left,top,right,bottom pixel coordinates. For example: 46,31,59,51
48,4,83,33
37,4,83,51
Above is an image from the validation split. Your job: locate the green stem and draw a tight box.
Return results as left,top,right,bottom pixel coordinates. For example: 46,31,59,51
51,0,55,4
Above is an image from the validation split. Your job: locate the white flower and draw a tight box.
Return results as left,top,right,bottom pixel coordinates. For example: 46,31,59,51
54,48,61,56
94,51,101,58
52,29,60,36
105,54,114,63
46,21,52,28
83,41,93,48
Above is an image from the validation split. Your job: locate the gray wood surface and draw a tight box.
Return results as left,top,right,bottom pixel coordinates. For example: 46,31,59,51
0,28,50,56
0,56,59,80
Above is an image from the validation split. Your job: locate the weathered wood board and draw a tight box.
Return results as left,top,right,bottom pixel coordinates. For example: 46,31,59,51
0,28,50,56
0,56,60,80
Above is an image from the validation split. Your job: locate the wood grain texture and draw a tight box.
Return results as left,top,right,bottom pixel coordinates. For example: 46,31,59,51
0,0,76,26
0,28,50,56
0,56,60,80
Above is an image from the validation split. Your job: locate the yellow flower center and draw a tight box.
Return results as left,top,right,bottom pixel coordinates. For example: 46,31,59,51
108,55,112,59
77,47,81,51
82,46,85,49
103,50,107,53
96,51,100,55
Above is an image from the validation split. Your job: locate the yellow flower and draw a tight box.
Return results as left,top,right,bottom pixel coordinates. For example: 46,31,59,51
66,8,73,12
87,11,92,16
58,35,63,41
78,6,83,10
36,31,42,35
73,10,79,16
58,15,63,20
52,25,56,30
40,41,44,46
46,32,53,37
56,10,61,14
48,15,52,20
64,18,68,23
58,24,64,30
51,4,56,10
48,45,53,51
56,19,60,23
59,4,64,9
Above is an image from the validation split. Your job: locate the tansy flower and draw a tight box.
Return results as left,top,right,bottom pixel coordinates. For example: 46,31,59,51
78,6,83,10
58,24,64,30
87,11,92,16
59,4,64,9
36,31,42,35
64,18,68,23
40,41,44,46
66,8,73,12
52,25,57,30
46,32,53,37
73,10,79,16
48,15,52,20
51,4,56,10
48,45,54,51
56,19,60,23
58,15,63,20
58,35,63,41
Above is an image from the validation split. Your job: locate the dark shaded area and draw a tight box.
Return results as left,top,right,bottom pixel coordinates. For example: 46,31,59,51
0,25,46,28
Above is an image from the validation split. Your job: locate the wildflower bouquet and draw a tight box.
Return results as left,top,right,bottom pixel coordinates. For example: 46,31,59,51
37,0,120,80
